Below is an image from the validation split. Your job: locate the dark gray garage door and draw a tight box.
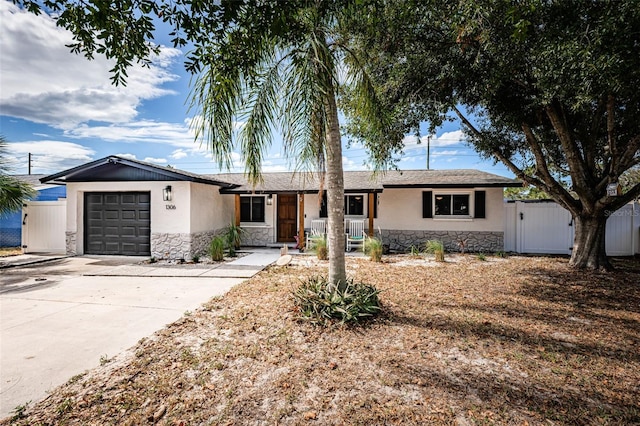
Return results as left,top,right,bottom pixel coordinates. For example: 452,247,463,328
84,192,151,255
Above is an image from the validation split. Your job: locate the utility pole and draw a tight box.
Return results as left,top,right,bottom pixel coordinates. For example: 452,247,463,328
28,153,32,175
426,135,431,170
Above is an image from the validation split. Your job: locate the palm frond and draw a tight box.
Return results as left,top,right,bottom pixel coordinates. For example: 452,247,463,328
0,175,36,216
238,48,283,184
188,63,243,173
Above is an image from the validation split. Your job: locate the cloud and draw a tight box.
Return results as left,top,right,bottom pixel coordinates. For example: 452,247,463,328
65,120,198,148
143,157,167,164
170,149,189,160
402,130,466,150
342,156,369,171
114,153,138,161
113,153,167,166
6,140,95,174
431,150,460,157
0,1,182,128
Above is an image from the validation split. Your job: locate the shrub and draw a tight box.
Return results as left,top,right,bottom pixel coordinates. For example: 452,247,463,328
409,245,422,257
425,239,445,262
225,223,244,257
363,235,383,262
192,254,200,263
495,250,507,258
477,252,487,261
310,236,328,260
292,276,381,325
209,236,225,261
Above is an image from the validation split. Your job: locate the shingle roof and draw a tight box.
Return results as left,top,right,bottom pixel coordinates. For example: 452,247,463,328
39,156,236,188
38,155,520,192
13,174,50,186
214,169,520,193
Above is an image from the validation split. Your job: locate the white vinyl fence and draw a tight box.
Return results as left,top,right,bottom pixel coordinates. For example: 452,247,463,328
21,200,67,254
504,201,639,256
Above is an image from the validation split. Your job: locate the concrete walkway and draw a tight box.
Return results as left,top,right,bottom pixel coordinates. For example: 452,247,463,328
0,249,281,419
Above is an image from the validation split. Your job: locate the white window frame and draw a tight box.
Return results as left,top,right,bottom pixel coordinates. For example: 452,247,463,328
433,191,473,220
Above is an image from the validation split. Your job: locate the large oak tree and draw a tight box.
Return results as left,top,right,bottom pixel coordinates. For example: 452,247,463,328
349,0,640,270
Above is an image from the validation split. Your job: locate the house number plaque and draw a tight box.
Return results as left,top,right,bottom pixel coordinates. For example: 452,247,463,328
165,204,177,210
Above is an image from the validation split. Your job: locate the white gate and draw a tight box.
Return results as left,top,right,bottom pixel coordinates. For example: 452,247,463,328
606,203,635,256
517,202,574,254
21,200,66,254
505,201,638,256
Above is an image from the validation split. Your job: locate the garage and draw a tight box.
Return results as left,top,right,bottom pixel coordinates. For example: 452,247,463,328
84,192,151,255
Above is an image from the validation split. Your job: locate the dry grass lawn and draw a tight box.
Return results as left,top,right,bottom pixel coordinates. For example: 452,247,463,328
4,254,639,425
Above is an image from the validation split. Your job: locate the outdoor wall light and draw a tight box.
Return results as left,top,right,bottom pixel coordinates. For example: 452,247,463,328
266,194,273,205
163,185,172,201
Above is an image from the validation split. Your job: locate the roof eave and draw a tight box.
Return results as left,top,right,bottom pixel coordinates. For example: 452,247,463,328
383,182,522,189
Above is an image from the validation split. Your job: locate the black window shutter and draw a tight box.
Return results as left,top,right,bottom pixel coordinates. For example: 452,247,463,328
475,190,486,218
319,191,327,218
422,191,432,218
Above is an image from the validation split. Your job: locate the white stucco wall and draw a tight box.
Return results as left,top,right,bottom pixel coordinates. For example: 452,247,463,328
190,183,234,232
375,187,504,232
65,181,232,254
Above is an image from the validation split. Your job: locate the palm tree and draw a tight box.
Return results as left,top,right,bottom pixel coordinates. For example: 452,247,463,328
190,3,392,289
0,137,36,217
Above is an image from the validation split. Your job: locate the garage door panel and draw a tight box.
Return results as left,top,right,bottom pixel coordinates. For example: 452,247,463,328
85,192,151,256
121,210,137,220
121,194,137,204
105,210,120,220
104,194,120,205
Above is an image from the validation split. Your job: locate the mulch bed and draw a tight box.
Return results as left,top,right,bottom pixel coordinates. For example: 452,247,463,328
4,254,639,425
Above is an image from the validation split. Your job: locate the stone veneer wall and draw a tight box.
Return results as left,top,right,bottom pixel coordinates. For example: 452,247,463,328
241,226,273,247
151,229,225,260
381,230,504,253
66,231,77,255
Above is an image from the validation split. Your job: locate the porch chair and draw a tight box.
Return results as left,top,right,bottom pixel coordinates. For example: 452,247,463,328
306,219,327,249
346,219,366,252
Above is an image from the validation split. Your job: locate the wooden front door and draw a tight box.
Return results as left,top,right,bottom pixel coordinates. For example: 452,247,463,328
277,194,297,242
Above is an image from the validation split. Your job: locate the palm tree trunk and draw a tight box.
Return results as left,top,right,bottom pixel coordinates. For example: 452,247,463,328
324,91,347,289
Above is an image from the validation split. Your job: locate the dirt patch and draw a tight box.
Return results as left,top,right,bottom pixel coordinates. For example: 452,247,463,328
4,255,639,425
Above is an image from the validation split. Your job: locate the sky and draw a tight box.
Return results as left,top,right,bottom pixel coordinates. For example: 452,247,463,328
0,1,514,178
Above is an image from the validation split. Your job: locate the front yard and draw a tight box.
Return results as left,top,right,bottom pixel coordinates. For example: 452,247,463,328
5,254,639,425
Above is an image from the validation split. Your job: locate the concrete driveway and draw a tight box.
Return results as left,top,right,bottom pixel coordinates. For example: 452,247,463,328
0,251,280,419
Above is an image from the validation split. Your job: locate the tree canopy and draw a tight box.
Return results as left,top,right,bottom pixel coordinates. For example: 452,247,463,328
349,0,640,269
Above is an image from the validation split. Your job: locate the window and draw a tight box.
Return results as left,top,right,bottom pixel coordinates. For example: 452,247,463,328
435,194,469,216
424,191,485,219
345,195,364,216
240,196,265,222
320,193,374,217
320,191,327,218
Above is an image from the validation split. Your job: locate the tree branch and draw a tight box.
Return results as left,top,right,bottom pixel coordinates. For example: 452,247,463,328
606,94,617,175
521,122,579,213
545,102,591,201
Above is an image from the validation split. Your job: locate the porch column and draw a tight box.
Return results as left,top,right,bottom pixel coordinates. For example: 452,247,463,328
299,193,305,249
235,194,241,227
368,192,375,236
